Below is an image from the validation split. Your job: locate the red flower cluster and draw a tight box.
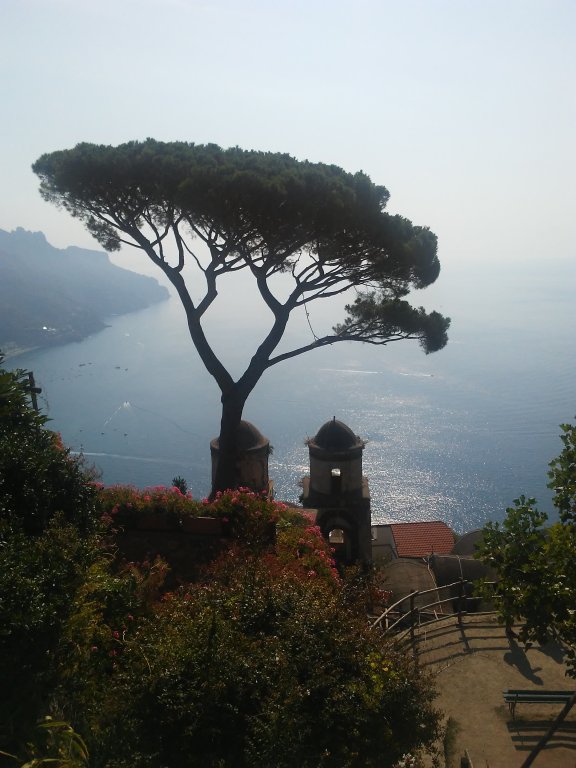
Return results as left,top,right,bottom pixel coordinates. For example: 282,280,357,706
98,484,200,527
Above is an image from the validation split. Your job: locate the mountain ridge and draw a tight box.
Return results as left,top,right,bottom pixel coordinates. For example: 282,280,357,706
0,227,169,355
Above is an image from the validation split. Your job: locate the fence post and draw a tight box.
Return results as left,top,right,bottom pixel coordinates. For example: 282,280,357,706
27,371,42,412
457,578,465,625
409,591,416,642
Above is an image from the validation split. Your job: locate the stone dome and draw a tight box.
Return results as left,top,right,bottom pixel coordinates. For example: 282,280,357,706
210,420,269,452
310,418,364,453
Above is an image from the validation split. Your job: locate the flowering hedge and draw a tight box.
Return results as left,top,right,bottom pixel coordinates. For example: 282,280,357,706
98,484,200,527
276,520,341,584
98,484,341,584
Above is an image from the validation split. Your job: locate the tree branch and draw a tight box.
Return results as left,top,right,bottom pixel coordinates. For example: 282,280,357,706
267,331,420,368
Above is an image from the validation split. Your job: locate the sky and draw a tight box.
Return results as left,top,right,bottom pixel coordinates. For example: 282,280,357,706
1,0,575,278
1,0,575,512
1,0,575,370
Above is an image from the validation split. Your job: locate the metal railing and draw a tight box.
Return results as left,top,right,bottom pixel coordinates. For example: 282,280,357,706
370,579,498,641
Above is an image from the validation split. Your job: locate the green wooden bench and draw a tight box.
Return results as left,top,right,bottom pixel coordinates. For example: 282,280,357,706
503,689,575,719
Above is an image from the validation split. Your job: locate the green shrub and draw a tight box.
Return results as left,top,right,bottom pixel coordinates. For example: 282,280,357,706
477,422,576,676
171,475,188,495
87,549,439,768
0,357,102,751
1,717,90,768
0,356,99,536
0,516,97,750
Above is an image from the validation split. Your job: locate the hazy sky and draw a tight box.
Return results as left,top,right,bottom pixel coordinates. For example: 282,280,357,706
1,0,575,283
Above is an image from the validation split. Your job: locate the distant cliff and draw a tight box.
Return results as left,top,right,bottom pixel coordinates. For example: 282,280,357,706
0,228,169,355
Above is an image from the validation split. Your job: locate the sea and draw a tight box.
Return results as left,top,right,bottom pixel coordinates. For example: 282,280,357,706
6,256,575,534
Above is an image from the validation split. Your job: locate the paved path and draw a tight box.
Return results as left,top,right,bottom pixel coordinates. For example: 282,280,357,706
412,614,576,767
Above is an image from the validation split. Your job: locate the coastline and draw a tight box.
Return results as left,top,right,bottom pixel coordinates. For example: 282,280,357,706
1,300,169,363
0,323,109,361
0,227,170,363
2,345,40,361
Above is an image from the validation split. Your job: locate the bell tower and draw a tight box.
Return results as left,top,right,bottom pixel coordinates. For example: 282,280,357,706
210,420,272,496
301,418,372,566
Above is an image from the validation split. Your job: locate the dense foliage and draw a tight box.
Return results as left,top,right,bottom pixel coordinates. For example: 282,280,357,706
0,355,98,535
0,355,101,751
89,552,438,768
33,141,450,493
477,422,576,676
1,356,440,766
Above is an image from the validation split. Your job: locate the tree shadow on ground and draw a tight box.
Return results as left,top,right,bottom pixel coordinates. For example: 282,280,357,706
536,640,566,664
415,620,510,669
504,637,543,684
507,718,576,753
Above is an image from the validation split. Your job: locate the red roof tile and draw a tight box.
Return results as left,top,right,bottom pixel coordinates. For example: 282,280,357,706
390,521,454,559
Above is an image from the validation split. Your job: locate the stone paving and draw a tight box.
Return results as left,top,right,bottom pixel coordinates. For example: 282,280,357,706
412,614,576,767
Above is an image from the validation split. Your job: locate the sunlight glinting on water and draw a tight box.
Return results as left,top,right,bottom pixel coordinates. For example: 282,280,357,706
8,274,575,533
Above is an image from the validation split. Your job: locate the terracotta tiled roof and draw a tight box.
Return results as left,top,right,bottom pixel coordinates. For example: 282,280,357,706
390,521,455,559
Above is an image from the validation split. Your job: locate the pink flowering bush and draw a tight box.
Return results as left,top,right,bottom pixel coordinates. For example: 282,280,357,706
99,483,342,587
276,519,341,585
98,483,201,527
99,483,281,525
203,487,284,551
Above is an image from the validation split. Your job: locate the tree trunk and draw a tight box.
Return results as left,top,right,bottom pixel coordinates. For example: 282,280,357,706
521,692,576,767
211,389,246,497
